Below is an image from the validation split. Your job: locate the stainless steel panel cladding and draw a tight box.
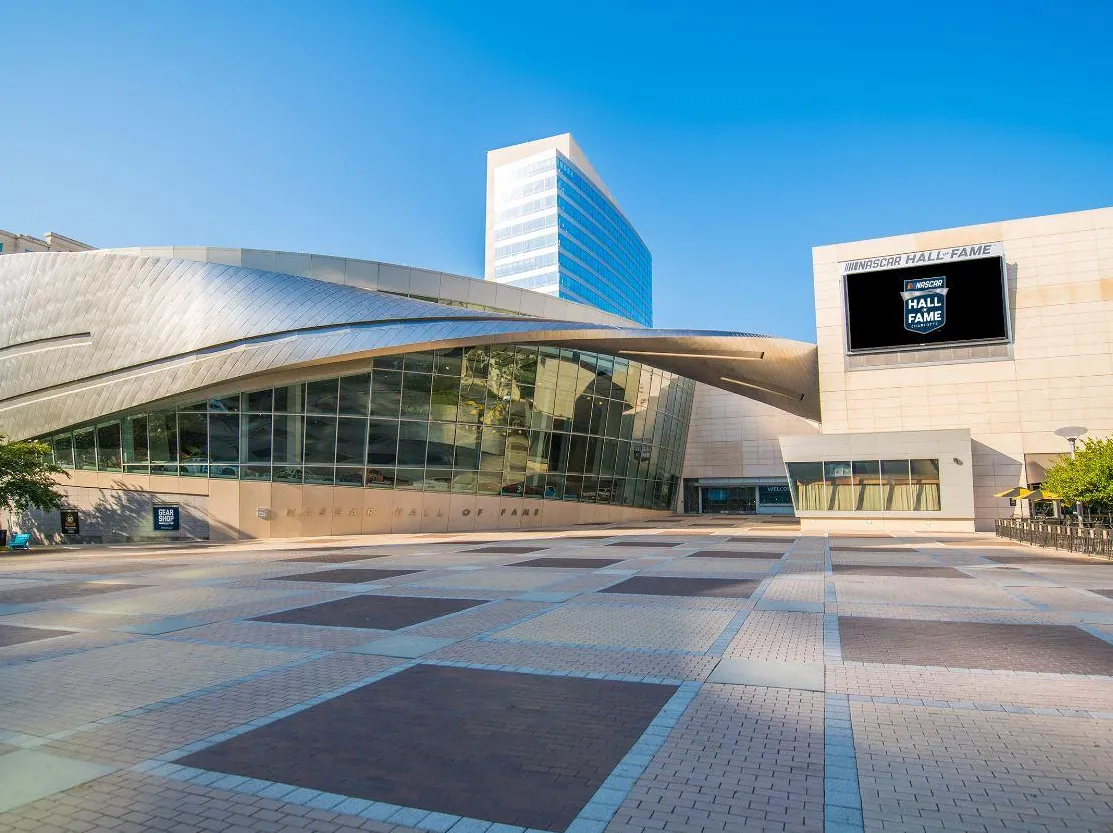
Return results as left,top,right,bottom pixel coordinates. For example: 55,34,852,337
0,250,818,448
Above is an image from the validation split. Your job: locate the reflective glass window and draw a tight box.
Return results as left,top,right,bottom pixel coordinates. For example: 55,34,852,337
338,374,371,417
244,415,272,463
244,388,273,413
426,422,456,467
306,379,339,414
373,354,404,371
367,420,398,466
53,433,74,469
304,416,337,464
96,422,121,471
209,414,239,463
370,370,402,418
144,412,175,463
403,352,434,373
430,375,460,422
273,384,304,414
453,425,481,470
178,413,207,465
123,415,148,464
272,415,304,464
335,417,366,465
397,421,428,467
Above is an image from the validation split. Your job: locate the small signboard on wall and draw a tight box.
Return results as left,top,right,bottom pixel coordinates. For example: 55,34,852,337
60,509,80,535
153,504,181,532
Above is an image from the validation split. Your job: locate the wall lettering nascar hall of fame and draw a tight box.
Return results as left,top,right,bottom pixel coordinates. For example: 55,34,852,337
901,276,948,334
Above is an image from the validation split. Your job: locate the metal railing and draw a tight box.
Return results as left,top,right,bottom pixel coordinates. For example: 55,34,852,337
995,518,1113,559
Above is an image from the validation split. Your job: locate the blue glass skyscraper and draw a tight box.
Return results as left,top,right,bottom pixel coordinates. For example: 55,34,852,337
485,134,653,326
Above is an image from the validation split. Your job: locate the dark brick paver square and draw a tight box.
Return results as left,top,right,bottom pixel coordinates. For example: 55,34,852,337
687,550,784,560
267,568,421,584
602,576,761,598
606,541,679,548
0,623,77,647
839,616,1113,674
468,546,548,554
1091,589,1113,601
833,564,971,578
251,595,485,630
283,551,395,564
0,582,147,605
179,664,675,830
507,557,624,569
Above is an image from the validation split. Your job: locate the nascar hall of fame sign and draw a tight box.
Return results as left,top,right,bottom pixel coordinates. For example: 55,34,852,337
901,276,948,334
60,509,80,535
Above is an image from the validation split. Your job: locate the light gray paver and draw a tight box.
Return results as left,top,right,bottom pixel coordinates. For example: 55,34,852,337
0,523,1110,833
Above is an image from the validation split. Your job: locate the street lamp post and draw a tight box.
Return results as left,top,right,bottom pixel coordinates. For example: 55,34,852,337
1055,426,1088,529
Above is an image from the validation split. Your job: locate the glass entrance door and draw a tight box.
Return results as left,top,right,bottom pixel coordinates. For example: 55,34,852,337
702,486,757,514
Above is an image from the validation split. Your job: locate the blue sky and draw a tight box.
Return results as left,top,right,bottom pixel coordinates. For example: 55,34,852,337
1,1,1111,340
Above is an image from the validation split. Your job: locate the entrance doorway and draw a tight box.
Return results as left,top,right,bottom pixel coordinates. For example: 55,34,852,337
702,486,756,514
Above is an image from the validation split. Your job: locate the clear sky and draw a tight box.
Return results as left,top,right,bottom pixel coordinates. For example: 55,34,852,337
2,1,1111,341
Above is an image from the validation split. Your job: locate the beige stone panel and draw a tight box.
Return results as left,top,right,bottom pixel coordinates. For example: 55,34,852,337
540,499,570,528
206,478,243,541
271,483,304,538
911,225,1004,252
297,485,335,537
448,493,478,531
391,490,424,533
466,495,497,530
495,497,527,529
362,488,395,534
520,499,545,528
98,472,151,492
168,476,211,496
419,492,452,533
237,480,273,539
331,487,364,536
69,470,101,489
148,475,182,495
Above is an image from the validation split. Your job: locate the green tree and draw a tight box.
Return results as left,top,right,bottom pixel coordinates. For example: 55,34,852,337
0,434,68,521
1041,437,1113,510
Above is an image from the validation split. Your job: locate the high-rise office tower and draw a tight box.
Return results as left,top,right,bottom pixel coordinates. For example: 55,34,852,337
484,134,652,326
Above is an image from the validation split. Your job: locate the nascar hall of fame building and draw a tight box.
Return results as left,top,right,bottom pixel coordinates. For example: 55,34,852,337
2,204,1112,540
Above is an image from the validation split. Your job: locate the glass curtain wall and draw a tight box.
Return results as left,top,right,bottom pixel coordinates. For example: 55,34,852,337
43,345,694,512
786,459,941,512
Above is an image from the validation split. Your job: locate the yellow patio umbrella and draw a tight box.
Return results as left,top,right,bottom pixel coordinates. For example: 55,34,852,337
994,486,1033,499
1022,488,1060,501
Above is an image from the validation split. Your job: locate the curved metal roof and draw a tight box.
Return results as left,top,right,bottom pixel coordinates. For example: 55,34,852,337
0,251,819,439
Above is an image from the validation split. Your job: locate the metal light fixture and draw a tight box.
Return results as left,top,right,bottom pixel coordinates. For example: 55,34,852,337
1054,426,1088,525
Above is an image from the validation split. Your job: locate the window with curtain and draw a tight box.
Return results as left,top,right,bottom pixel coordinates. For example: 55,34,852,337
853,460,882,511
786,462,825,510
911,459,941,511
823,461,854,511
881,459,912,510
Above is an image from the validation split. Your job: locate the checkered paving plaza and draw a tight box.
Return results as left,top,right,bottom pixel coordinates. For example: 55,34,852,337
1,521,1113,832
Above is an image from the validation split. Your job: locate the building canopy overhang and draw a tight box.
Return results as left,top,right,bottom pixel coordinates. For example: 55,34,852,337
0,250,820,439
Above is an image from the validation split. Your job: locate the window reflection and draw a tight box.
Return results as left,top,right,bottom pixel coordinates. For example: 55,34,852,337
41,346,693,511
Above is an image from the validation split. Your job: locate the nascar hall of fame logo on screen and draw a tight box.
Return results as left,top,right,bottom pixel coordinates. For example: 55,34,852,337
900,276,948,334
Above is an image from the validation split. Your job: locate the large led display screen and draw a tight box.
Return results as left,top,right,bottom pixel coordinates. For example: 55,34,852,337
843,247,1009,353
